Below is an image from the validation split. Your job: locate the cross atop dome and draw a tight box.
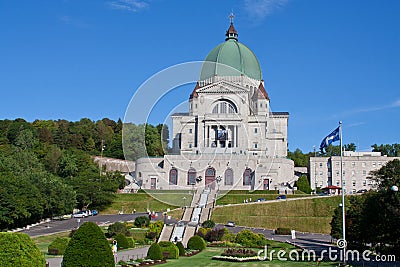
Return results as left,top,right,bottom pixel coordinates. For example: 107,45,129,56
225,12,238,41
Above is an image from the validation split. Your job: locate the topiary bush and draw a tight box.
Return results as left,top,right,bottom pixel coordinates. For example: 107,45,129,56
147,243,163,260
205,228,226,242
187,235,206,251
0,232,45,267
48,237,70,255
195,227,210,239
158,241,179,259
126,237,135,248
176,241,186,256
62,222,114,267
107,221,129,237
115,233,129,250
201,220,215,229
134,216,150,228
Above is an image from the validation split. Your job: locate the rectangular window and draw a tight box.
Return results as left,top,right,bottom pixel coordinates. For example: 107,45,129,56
372,162,376,167
336,171,339,176
352,180,356,186
319,172,323,176
351,170,355,176
189,143,192,148
254,128,258,134
189,129,192,134
363,170,366,175
362,162,366,167
319,163,323,167
260,103,263,107
363,180,367,186
336,181,340,186
254,143,258,149
352,162,356,167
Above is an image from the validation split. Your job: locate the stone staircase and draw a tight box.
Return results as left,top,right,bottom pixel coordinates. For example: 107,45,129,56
158,225,173,242
182,226,197,247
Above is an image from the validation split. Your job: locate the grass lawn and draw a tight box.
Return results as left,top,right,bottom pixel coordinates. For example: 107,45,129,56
163,247,338,267
31,231,70,255
103,191,193,214
212,196,341,234
216,191,312,206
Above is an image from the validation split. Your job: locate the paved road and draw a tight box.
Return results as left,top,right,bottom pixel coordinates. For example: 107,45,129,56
46,246,150,267
22,213,176,237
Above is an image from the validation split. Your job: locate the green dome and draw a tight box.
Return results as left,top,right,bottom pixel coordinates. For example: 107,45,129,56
200,28,262,81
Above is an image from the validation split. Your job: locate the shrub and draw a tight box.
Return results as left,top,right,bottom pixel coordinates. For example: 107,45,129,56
176,242,186,256
0,232,45,267
115,233,129,250
201,220,215,229
48,237,69,255
187,235,206,251
235,230,267,247
196,227,210,239
275,227,291,235
134,216,150,228
148,220,164,238
221,232,236,242
158,241,179,259
62,222,114,267
126,237,135,248
107,221,129,237
147,243,163,260
205,228,226,242
146,231,158,241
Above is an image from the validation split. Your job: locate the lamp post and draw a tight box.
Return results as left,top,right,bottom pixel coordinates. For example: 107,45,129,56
216,176,222,192
99,140,105,176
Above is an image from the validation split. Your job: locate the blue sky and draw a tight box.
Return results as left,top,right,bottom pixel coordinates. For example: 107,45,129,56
1,0,399,152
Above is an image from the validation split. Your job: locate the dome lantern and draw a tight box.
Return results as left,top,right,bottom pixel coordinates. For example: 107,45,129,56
225,13,238,41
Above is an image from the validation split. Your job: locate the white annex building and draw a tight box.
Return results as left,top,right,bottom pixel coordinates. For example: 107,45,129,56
135,21,295,191
309,151,400,194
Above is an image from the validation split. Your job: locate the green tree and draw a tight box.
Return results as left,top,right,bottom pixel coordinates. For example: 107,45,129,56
0,232,45,267
295,175,312,194
62,222,114,267
134,216,150,228
107,221,129,237
371,143,400,157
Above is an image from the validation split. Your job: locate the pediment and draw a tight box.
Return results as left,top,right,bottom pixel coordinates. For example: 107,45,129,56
196,81,248,95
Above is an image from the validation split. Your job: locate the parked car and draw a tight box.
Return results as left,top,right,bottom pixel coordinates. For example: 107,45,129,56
276,195,287,200
256,198,266,202
91,210,98,216
357,189,367,194
72,211,87,218
225,221,235,227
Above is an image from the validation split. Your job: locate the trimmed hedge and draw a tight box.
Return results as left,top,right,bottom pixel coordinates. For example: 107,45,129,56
48,237,70,255
0,232,45,267
176,242,186,256
147,243,163,260
158,241,179,259
187,235,206,251
115,233,129,250
62,222,114,267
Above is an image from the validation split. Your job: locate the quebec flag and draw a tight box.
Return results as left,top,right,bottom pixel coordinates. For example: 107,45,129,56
320,126,340,150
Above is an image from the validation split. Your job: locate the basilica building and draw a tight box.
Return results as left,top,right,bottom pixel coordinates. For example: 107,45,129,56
135,21,295,191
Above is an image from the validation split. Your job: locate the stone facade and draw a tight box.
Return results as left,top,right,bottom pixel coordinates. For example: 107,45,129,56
134,22,294,191
309,151,400,193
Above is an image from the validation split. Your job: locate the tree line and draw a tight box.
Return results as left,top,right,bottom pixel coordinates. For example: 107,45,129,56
0,118,168,230
288,143,400,167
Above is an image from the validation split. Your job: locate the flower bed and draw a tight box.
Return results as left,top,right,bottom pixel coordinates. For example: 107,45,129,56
212,255,262,262
183,250,200,257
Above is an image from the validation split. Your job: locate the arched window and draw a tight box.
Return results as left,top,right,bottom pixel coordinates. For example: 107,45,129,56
169,168,178,185
188,168,196,185
206,167,215,176
211,100,238,114
225,168,233,185
243,168,252,186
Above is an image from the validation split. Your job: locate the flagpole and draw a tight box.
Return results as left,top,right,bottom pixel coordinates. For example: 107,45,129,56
339,121,346,264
